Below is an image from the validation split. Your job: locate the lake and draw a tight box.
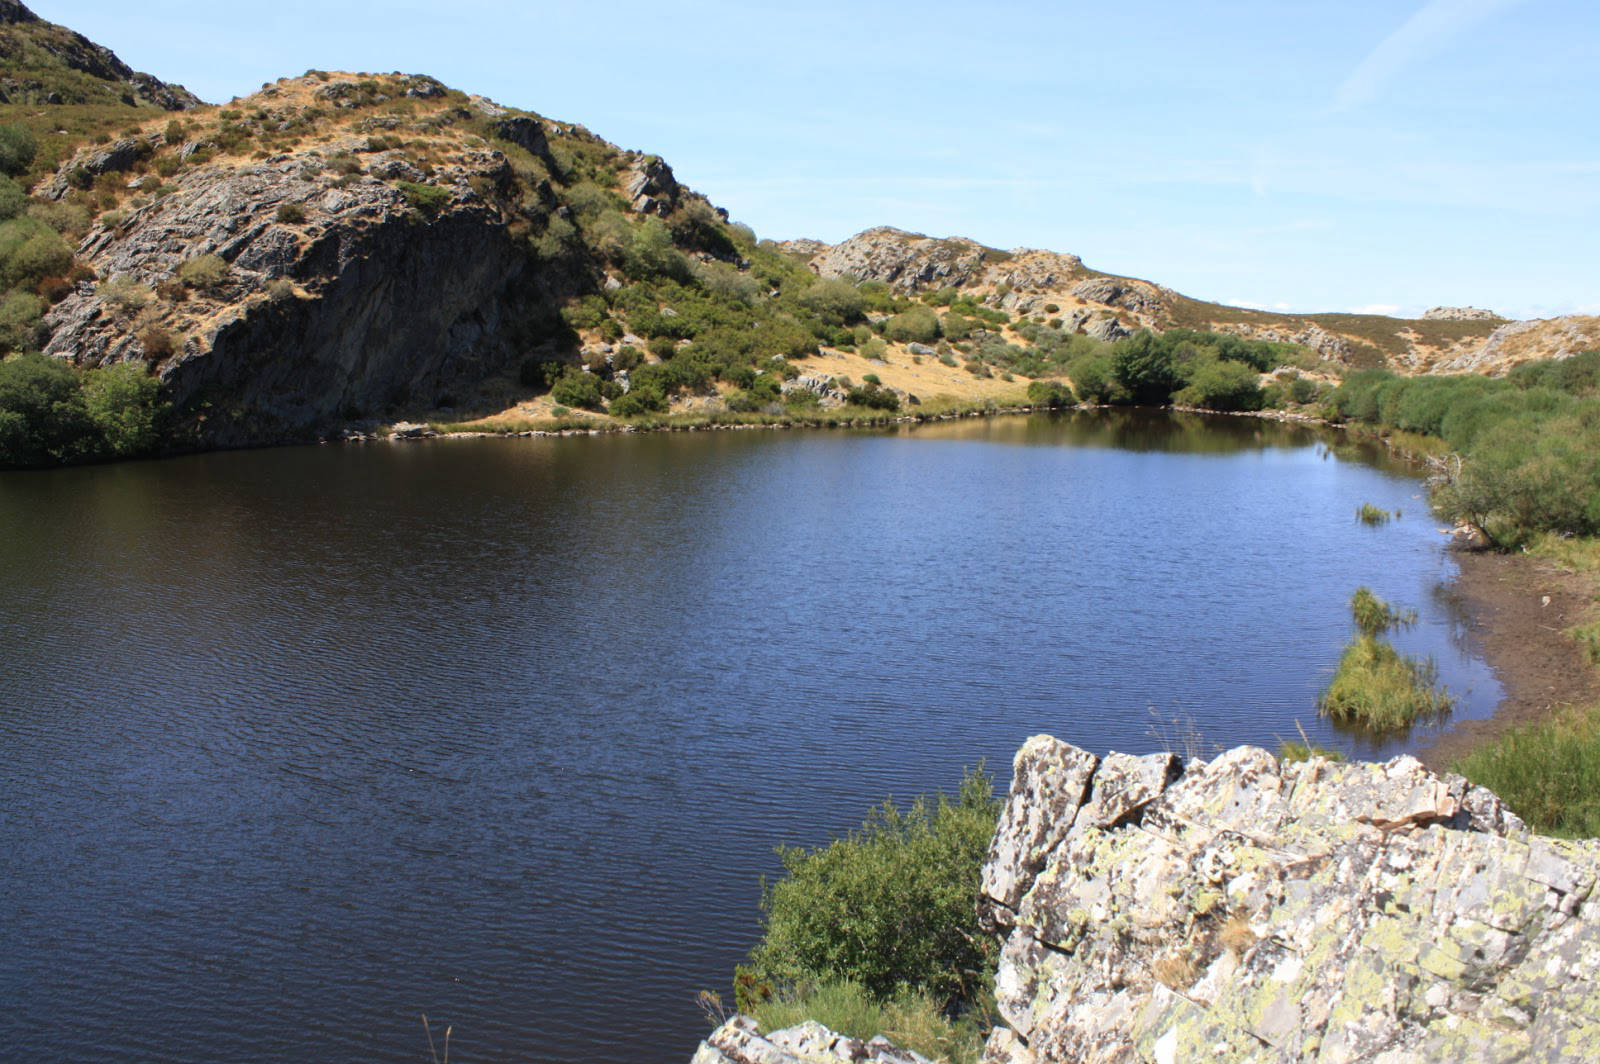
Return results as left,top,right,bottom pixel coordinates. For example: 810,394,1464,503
0,410,1499,1062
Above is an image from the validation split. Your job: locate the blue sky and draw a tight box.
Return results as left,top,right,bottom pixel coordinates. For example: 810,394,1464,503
31,0,1600,320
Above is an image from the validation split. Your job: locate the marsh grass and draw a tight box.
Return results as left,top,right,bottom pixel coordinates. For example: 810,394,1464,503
1350,586,1416,637
1356,502,1393,527
750,980,987,1064
1454,704,1600,838
1318,635,1452,733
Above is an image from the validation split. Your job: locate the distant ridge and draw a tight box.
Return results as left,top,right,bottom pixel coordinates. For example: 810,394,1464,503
0,0,200,110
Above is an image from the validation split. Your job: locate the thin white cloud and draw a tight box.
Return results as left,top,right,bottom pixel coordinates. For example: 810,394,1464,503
1333,0,1531,111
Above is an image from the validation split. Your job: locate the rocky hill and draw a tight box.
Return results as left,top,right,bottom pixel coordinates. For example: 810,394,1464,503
0,0,197,112
695,734,1600,1063
801,227,1599,376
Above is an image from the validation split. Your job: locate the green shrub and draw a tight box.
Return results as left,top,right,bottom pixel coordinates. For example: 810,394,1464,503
275,202,307,224
0,353,97,466
883,306,941,345
1349,587,1414,636
0,218,73,291
83,361,166,456
1067,353,1124,405
1112,330,1182,405
0,175,25,222
1453,704,1600,838
0,290,45,353
177,254,230,290
98,274,152,315
396,180,450,217
1174,358,1262,412
609,383,666,417
0,124,37,177
1026,380,1075,409
747,766,999,1009
549,369,605,411
845,385,899,411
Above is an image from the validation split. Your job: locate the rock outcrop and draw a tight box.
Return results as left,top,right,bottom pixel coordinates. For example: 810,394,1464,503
808,227,993,292
0,0,199,109
978,736,1599,1062
39,75,609,446
1423,306,1502,322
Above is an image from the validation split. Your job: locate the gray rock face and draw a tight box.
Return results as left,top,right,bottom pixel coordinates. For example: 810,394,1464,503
39,136,159,199
625,154,680,216
809,227,990,293
693,1017,932,1064
978,736,1600,1063
44,149,577,446
1084,316,1129,342
1422,306,1502,321
1071,278,1168,318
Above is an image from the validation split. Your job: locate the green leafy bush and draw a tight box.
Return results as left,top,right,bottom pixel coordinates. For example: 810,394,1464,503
1174,358,1262,411
609,383,666,417
83,362,166,456
275,202,307,224
396,180,450,217
1026,380,1075,409
0,290,45,353
746,766,999,1008
0,124,38,177
549,369,604,411
883,306,941,345
0,353,96,466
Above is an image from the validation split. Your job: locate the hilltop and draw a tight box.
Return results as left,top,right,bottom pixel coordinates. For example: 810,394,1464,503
798,226,1600,376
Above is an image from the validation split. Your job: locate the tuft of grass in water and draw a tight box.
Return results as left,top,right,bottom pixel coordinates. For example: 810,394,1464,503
1454,704,1600,838
750,980,987,1064
1350,586,1416,637
1356,502,1394,527
1318,635,1452,732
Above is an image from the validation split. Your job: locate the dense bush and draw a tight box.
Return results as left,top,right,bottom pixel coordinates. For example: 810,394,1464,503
0,124,37,177
1026,379,1075,409
0,353,95,464
549,369,604,410
1323,353,1600,545
883,306,941,345
396,180,450,217
1173,359,1263,412
83,362,165,455
745,766,999,1009
1112,331,1183,405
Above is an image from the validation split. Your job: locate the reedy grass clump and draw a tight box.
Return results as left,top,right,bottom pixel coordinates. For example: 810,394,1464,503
1454,704,1600,838
1319,587,1449,733
1318,636,1452,732
1350,586,1416,637
1356,502,1394,526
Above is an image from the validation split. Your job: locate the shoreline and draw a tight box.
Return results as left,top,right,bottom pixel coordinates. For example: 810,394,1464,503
1419,548,1600,771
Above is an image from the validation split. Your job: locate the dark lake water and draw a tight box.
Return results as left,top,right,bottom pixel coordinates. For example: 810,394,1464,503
0,410,1499,1063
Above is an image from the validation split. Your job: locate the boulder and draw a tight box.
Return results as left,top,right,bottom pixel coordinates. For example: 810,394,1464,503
979,736,1600,1063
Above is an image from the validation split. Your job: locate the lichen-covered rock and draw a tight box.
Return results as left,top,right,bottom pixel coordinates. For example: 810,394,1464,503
980,735,1600,1063
692,1017,932,1064
808,227,991,292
